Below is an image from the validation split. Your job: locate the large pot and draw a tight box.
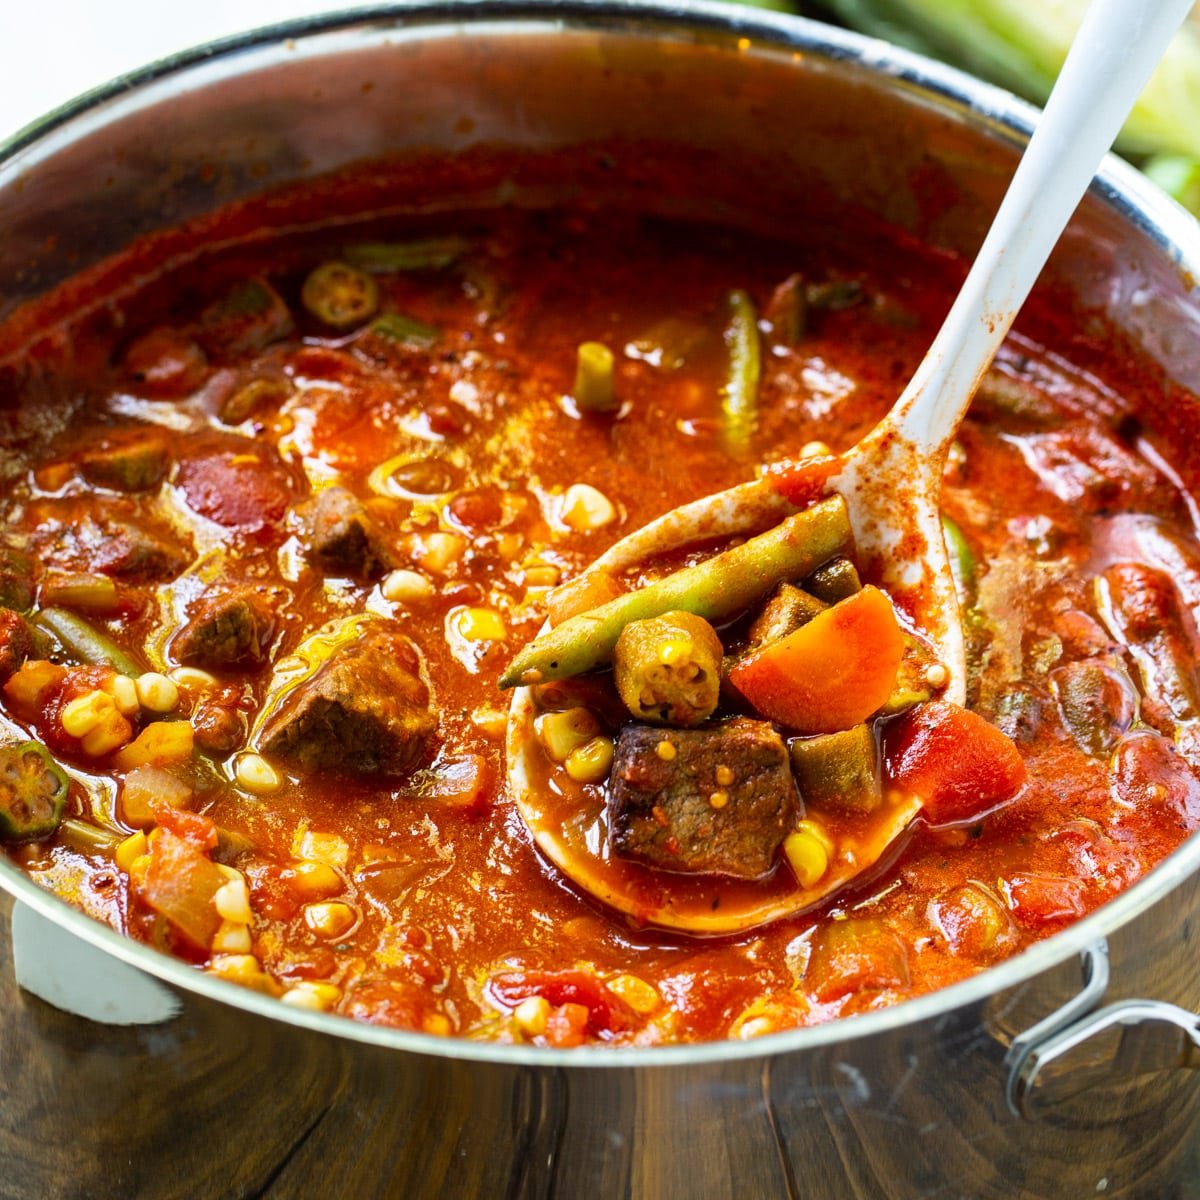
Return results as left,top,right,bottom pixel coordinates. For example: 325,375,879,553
2,4,1200,1197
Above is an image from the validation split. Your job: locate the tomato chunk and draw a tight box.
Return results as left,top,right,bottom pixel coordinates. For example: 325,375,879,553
138,830,225,952
885,701,1025,824
727,586,904,733
489,970,634,1035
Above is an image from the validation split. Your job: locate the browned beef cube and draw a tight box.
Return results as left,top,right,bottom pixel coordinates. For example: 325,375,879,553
608,717,798,879
78,429,170,492
85,515,190,581
302,487,392,578
0,608,34,682
171,586,276,668
259,620,435,776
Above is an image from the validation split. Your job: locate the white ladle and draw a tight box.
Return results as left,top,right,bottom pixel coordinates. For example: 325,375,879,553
507,0,1195,934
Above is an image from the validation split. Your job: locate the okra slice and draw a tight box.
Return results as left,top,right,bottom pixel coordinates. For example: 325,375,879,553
0,741,70,841
789,724,882,814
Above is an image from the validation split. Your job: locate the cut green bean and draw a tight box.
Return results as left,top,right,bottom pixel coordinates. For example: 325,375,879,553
720,289,761,457
572,341,618,413
60,818,123,852
500,496,852,687
33,607,142,677
367,312,440,349
343,237,470,273
941,514,976,604
767,274,808,345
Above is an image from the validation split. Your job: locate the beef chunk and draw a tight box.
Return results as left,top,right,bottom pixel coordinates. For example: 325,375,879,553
82,515,189,581
171,586,276,668
0,609,34,682
78,429,170,492
302,487,392,578
0,543,34,612
259,620,435,775
608,717,798,879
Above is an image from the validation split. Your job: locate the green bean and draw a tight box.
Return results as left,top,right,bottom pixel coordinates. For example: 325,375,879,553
59,818,123,853
500,496,852,687
367,312,440,349
33,607,142,677
572,341,618,413
343,237,470,273
941,514,976,604
767,274,808,345
720,289,761,457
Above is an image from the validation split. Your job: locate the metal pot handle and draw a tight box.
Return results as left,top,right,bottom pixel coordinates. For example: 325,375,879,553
1007,940,1200,1120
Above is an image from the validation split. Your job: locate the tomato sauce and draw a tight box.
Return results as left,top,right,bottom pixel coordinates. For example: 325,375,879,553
1,151,1198,1045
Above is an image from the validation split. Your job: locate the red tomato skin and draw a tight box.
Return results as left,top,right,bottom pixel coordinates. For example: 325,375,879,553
885,701,1026,824
489,970,634,1035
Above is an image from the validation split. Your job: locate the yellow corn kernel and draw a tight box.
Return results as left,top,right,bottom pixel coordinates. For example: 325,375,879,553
212,920,253,955
559,483,616,531
381,568,436,605
412,531,467,575
796,818,834,856
800,439,833,458
61,690,114,738
289,859,343,900
523,564,560,588
514,995,550,1038
535,707,602,764
127,853,151,888
135,672,180,713
112,721,193,770
115,830,148,873
280,981,342,1011
783,828,830,888
736,1015,777,1040
303,901,357,939
168,666,217,694
207,954,277,994
235,753,282,796
101,674,141,717
292,827,349,868
564,736,615,784
214,877,252,924
422,1014,453,1037
80,707,134,757
448,606,506,642
607,974,661,1015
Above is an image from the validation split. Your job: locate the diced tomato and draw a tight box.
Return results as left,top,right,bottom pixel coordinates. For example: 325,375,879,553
138,830,225,952
339,980,428,1030
764,455,843,505
806,917,910,1003
1001,872,1086,929
153,803,218,851
727,586,904,733
176,448,295,536
543,1003,590,1048
123,327,208,397
489,969,635,1035
885,701,1025,824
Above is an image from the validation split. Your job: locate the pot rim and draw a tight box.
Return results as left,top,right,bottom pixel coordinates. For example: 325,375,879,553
2,0,1199,1069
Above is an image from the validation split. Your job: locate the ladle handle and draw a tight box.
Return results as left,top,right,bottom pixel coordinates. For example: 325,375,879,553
890,0,1194,453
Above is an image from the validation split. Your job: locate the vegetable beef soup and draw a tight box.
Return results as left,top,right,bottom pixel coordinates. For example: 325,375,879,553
1,158,1198,1045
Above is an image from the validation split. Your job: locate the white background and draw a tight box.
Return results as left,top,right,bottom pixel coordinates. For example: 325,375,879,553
1,1,382,139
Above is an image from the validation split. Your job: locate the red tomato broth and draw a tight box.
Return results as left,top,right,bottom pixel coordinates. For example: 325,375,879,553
0,148,1198,1044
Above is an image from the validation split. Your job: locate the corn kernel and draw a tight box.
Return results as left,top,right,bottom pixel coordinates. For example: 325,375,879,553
523,564,560,588
214,876,252,924
303,901,357,939
207,954,276,993
564,736,615,784
289,859,344,899
235,753,282,796
737,1016,777,1040
168,666,217,694
783,828,830,888
412,531,467,575
280,981,342,1011
80,707,134,757
535,707,601,763
115,830,148,873
514,995,550,1037
381,568,436,605
471,705,509,738
796,818,834,856
61,690,114,738
448,605,506,642
104,674,141,717
136,672,180,713
607,974,661,1015
423,1014,453,1036
292,828,349,868
212,920,253,954
800,439,833,458
127,853,151,888
559,483,616,531
924,662,949,688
